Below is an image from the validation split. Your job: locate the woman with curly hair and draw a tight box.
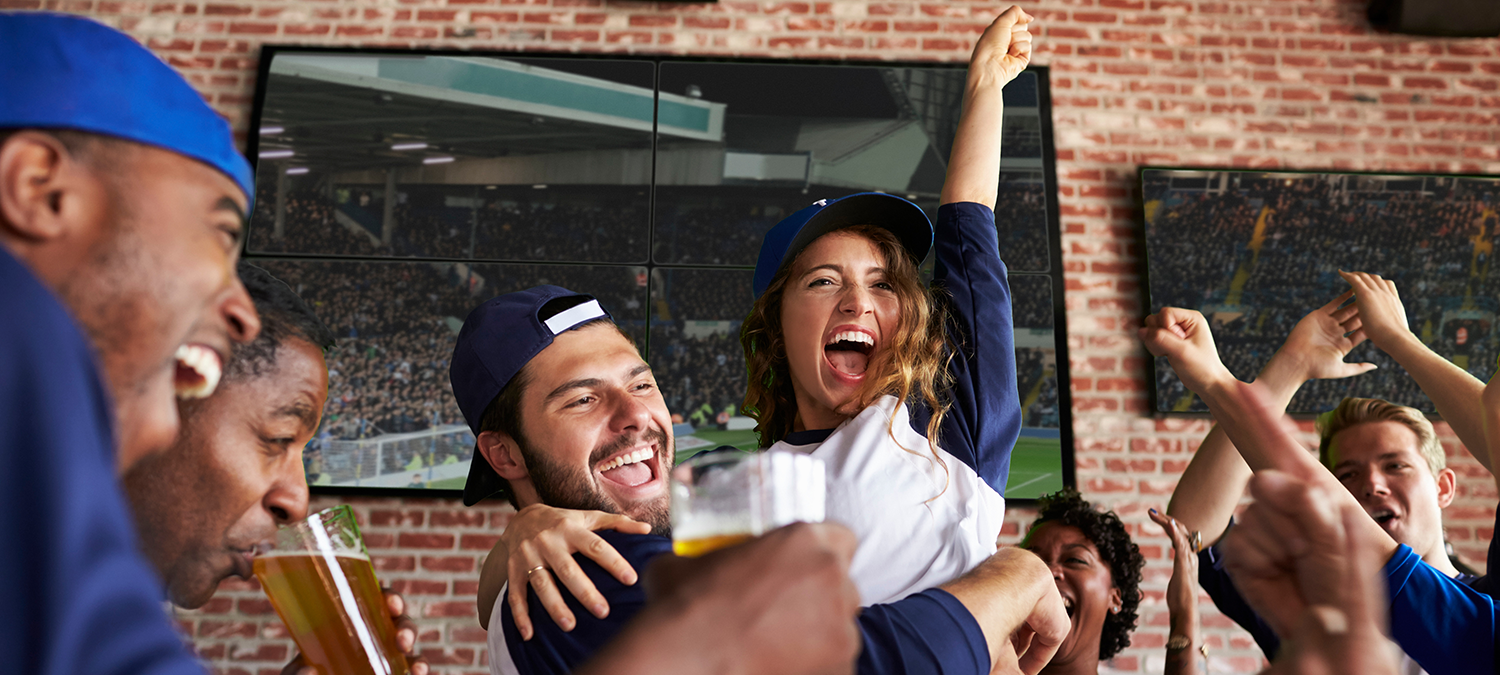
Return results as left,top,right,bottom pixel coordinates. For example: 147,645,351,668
728,9,1036,605
475,3,1041,628
1022,489,1145,675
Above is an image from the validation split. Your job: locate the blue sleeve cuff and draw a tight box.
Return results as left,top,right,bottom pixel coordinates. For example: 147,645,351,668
858,588,989,675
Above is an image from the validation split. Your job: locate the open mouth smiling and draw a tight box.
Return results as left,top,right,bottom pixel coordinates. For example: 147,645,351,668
595,444,663,490
824,327,877,381
174,343,224,399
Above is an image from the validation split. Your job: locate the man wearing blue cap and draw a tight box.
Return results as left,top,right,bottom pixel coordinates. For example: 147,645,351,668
2,12,274,674
448,284,1064,675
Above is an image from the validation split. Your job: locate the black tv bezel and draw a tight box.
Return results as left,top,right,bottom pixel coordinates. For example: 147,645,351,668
245,45,1073,504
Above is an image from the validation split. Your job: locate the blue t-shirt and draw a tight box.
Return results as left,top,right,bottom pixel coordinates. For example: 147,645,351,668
496,531,990,675
1201,519,1496,674
0,248,205,675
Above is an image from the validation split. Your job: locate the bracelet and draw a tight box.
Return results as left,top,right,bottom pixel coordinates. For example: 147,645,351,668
1166,635,1191,652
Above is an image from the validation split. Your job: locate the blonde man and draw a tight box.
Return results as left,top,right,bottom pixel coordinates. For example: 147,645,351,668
1153,275,1496,675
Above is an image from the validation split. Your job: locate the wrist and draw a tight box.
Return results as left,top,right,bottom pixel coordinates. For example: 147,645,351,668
1259,351,1312,392
964,69,1010,95
1371,327,1419,354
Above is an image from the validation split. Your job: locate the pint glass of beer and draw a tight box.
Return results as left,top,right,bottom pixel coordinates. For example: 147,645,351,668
254,505,408,675
670,449,825,557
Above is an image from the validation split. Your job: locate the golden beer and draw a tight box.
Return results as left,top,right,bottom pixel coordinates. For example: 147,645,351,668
255,551,408,675
671,533,755,557
671,449,826,557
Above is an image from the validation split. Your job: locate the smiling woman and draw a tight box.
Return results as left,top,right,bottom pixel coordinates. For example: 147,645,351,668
475,4,1042,635
1021,489,1144,675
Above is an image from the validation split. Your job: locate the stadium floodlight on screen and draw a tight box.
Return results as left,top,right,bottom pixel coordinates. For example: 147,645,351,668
244,46,1073,501
1141,167,1500,415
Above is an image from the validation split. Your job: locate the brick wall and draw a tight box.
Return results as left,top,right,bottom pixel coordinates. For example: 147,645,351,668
14,0,1497,672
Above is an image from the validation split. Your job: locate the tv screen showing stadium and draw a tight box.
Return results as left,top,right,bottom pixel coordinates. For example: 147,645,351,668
1142,167,1500,415
246,48,1072,499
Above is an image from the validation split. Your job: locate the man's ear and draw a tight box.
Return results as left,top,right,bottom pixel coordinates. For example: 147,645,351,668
1435,466,1458,509
477,430,528,481
0,131,84,243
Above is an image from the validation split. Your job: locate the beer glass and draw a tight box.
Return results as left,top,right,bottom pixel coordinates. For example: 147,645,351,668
254,505,408,675
670,449,826,557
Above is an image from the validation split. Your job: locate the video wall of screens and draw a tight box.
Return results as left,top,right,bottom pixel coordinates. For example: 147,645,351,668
246,47,1070,499
1142,168,1500,415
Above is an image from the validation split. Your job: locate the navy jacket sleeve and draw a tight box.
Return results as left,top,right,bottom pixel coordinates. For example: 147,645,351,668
1384,544,1497,675
0,250,205,675
911,201,1022,496
499,534,992,675
499,531,671,675
858,588,990,675
1196,532,1281,659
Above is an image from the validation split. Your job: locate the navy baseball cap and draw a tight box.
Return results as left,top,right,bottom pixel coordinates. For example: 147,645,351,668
753,192,934,298
451,285,614,506
0,13,255,201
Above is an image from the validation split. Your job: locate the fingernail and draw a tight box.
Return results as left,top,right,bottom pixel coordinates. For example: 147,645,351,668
623,573,638,585
1310,606,1349,635
1149,508,1157,515
593,603,608,617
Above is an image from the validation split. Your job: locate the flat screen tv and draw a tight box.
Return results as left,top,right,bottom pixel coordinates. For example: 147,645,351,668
246,47,1072,499
1142,167,1500,414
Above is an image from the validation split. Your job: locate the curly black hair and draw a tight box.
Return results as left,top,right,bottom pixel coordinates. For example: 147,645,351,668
1024,488,1145,660
229,262,337,381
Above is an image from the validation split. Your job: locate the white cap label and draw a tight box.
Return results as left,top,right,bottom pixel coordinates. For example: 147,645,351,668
544,299,606,335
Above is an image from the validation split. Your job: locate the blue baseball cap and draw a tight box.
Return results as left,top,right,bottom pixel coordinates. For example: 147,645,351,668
753,192,934,298
451,285,614,506
0,13,255,202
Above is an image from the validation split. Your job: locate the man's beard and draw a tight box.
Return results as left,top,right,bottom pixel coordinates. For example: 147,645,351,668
519,427,673,537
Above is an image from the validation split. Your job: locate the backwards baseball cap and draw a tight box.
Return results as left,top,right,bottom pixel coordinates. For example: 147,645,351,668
753,192,934,298
0,13,255,201
450,285,613,506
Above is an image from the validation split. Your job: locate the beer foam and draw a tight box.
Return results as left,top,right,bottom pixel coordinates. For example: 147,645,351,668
258,549,371,561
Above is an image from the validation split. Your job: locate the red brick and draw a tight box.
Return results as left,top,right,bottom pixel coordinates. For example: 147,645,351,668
390,578,449,595
399,532,456,549
629,14,676,27
199,620,258,639
1403,77,1448,90
684,16,730,29
423,601,479,619
237,598,275,615
421,555,477,572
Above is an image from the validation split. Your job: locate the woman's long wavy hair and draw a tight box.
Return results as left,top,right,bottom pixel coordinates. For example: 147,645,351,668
739,224,953,461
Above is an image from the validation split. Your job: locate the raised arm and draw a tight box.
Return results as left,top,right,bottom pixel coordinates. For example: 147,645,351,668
1140,308,1400,567
1340,270,1493,472
1481,370,1500,496
1169,291,1374,543
940,6,1032,209
917,7,1037,494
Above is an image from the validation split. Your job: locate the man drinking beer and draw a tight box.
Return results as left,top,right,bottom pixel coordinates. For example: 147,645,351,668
449,285,1066,675
124,263,430,675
